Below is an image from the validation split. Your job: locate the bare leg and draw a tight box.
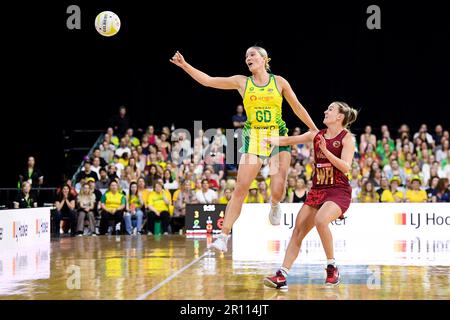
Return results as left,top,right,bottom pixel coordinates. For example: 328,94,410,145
221,153,262,235
314,201,342,259
268,151,291,204
282,205,317,269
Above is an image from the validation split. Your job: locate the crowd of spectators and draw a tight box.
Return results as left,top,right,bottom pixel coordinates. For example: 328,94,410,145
14,105,450,236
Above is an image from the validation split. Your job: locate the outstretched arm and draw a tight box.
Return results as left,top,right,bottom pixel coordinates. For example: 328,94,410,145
170,51,245,90
277,76,319,132
265,131,317,147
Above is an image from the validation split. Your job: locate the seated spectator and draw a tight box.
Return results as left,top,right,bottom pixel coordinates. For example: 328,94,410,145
203,168,219,190
426,176,440,200
54,184,77,237
124,182,144,235
145,182,171,235
413,124,435,145
115,137,132,158
258,180,271,203
158,132,172,161
127,157,141,181
436,139,449,163
244,180,265,203
438,150,450,179
172,180,196,233
91,148,108,168
18,156,44,188
381,177,405,202
99,180,126,235
76,183,96,236
146,125,159,146
405,176,427,203
173,180,197,213
112,154,125,177
433,124,444,146
218,188,233,204
100,140,115,163
90,157,102,180
287,177,307,203
96,168,110,190
384,159,406,186
232,104,247,129
163,169,179,195
349,167,362,189
88,178,102,220
136,145,148,171
106,127,120,147
144,164,161,190
125,128,140,147
285,176,297,201
358,181,380,203
137,177,151,205
195,179,218,204
433,178,450,202
376,177,389,201
360,125,377,155
13,181,38,209
77,160,98,183
119,152,130,168
106,165,119,185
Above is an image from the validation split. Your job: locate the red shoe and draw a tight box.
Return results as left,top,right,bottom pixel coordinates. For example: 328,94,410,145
325,265,340,286
264,270,288,290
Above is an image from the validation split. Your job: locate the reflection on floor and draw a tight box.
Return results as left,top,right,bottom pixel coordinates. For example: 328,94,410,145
0,235,449,300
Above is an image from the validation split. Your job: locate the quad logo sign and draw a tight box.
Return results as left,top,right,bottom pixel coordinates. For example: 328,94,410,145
36,219,50,236
394,212,450,229
13,221,29,241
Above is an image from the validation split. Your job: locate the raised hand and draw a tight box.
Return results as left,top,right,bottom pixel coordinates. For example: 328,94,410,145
170,51,186,68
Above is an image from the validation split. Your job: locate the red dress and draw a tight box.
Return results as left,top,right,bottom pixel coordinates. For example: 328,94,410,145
304,129,352,218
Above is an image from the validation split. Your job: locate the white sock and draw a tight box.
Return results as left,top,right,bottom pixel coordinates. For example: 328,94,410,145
219,233,229,242
279,267,289,277
327,259,336,266
271,202,280,208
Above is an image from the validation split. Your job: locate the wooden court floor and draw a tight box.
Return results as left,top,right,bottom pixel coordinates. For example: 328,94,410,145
1,235,449,300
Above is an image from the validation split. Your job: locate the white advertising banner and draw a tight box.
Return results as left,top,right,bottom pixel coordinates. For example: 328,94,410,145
233,203,450,266
0,208,51,249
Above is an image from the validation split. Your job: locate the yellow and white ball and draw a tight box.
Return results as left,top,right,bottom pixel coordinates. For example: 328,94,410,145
95,11,121,37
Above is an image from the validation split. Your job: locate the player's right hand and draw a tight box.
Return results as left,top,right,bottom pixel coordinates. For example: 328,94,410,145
170,51,186,67
263,137,279,148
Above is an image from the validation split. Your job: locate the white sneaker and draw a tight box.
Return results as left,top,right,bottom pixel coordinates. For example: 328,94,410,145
163,232,169,235
208,234,230,252
269,204,282,225
147,231,153,235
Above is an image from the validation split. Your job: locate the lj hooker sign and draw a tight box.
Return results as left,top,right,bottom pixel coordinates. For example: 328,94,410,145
0,208,51,249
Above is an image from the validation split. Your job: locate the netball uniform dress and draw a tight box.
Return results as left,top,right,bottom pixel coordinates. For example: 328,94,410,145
304,129,352,218
240,74,291,158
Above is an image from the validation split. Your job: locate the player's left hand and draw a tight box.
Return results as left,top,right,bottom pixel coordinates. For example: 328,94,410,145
318,135,327,152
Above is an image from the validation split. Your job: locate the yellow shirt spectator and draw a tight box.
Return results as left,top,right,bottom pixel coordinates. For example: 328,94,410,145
381,189,405,202
119,158,129,167
101,191,126,210
146,190,171,212
244,192,265,203
357,192,380,203
218,196,229,204
405,189,427,203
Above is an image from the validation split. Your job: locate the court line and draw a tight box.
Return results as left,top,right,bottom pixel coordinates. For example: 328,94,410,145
136,251,209,300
